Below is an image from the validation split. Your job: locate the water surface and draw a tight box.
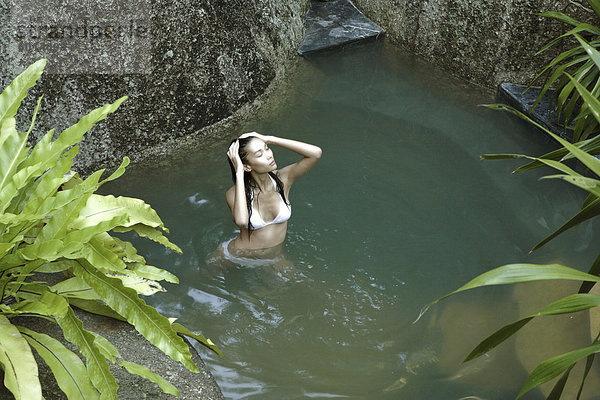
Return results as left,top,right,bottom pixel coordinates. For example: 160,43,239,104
104,41,600,399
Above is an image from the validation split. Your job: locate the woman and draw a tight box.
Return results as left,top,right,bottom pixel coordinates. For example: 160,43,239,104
213,131,321,268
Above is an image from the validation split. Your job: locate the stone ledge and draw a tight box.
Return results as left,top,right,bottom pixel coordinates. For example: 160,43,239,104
298,0,385,55
497,82,573,141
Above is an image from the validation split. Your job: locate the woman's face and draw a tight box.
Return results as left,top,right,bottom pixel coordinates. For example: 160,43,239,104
242,138,277,173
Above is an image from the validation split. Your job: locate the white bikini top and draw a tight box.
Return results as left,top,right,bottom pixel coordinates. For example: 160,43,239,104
249,175,291,230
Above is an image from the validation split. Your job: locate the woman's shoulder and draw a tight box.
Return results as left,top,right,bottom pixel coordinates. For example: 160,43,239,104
226,184,239,195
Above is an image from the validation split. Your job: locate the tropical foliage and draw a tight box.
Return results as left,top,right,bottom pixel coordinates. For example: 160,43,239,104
531,0,600,142
0,59,221,399
420,17,600,400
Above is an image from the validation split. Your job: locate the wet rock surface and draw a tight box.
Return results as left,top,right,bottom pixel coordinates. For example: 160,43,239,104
497,82,572,141
297,0,385,55
0,0,307,174
352,0,596,88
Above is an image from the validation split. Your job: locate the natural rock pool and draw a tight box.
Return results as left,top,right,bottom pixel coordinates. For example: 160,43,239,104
103,41,600,399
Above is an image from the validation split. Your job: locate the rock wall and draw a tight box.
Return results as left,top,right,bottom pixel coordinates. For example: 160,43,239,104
0,0,307,172
352,0,595,88
2,0,591,171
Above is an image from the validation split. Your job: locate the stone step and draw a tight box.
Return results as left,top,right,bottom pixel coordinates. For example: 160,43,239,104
497,82,574,142
297,0,385,56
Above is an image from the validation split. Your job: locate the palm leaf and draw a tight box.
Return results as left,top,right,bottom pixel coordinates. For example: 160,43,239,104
524,157,579,176
21,97,127,175
0,118,30,211
416,264,600,322
541,175,600,198
37,259,79,273
565,85,600,144
80,236,127,273
0,59,45,124
532,198,600,251
114,223,182,254
538,11,583,28
18,326,99,400
38,292,118,399
516,342,600,399
0,315,41,400
485,102,600,181
537,25,598,56
70,194,170,232
63,215,129,248
557,60,592,117
87,332,180,396
532,45,586,85
36,170,104,242
528,24,600,138
580,253,600,293
529,46,586,108
20,145,79,216
119,361,179,396
482,150,600,251
510,134,600,172
583,192,596,209
127,263,178,284
479,153,532,161
0,97,44,214
51,277,99,300
89,332,120,363
532,55,587,111
71,260,199,373
106,274,165,296
66,298,125,321
112,237,145,264
464,294,600,362
547,366,573,400
576,353,596,399
172,322,223,357
586,0,600,18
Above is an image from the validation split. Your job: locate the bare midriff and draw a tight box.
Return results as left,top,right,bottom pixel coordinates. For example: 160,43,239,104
229,221,287,257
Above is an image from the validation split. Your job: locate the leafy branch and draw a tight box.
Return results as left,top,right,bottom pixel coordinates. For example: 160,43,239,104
0,59,221,399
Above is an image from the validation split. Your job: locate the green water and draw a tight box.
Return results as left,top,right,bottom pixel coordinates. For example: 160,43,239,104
103,41,600,399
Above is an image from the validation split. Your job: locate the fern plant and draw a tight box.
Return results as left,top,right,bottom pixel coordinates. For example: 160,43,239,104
0,59,221,399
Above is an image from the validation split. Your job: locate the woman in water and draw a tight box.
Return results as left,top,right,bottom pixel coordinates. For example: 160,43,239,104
209,131,321,270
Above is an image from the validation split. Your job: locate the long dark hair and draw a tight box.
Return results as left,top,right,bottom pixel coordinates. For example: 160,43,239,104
228,136,289,233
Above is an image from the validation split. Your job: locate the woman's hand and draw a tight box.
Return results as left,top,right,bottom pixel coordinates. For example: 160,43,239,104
227,140,244,173
239,131,271,143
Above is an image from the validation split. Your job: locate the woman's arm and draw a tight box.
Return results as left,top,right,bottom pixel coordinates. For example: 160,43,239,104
241,132,322,185
226,140,249,227
272,136,322,185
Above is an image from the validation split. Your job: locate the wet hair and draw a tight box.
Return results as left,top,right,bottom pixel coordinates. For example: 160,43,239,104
228,136,289,233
